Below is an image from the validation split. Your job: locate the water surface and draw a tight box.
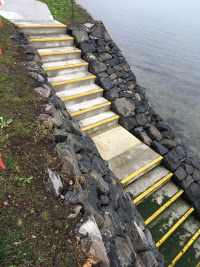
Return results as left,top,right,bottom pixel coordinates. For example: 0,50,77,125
77,0,200,159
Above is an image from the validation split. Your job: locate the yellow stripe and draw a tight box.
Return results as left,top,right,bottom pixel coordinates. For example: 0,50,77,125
71,102,111,117
52,76,96,87
61,89,104,102
44,62,88,72
196,262,200,267
40,50,81,56
133,173,173,205
145,189,184,225
18,25,66,28
168,228,200,267
29,37,73,42
156,207,194,247
121,156,163,186
81,115,119,132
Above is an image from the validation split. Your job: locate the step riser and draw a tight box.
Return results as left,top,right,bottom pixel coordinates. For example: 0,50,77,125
71,105,111,122
22,28,67,36
63,91,103,106
31,39,74,49
46,65,88,78
41,52,81,63
122,161,161,187
83,118,119,136
53,78,96,92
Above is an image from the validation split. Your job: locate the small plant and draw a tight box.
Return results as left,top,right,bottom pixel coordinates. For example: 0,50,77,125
0,117,13,134
17,176,33,184
32,121,53,144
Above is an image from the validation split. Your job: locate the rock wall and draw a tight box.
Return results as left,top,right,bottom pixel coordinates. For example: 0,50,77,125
67,22,200,219
15,30,164,266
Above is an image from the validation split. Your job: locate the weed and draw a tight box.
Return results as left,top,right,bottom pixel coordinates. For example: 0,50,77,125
32,120,53,144
17,176,33,184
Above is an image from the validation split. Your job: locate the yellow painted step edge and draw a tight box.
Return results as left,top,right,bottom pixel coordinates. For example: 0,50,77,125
81,115,119,132
71,102,111,117
168,227,200,267
133,172,173,205
19,25,66,28
40,50,81,56
61,89,104,102
145,189,184,225
52,75,96,87
156,207,194,248
121,156,163,186
44,62,88,72
196,262,200,267
29,37,73,42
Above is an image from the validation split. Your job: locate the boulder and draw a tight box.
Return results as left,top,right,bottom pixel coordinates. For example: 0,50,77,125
103,30,112,41
135,113,148,126
79,42,96,54
119,117,137,131
98,72,109,78
184,183,200,202
173,166,187,183
146,124,162,142
83,52,97,63
180,175,193,190
112,98,136,117
99,77,113,90
140,251,158,267
89,61,107,74
99,53,112,61
163,149,180,172
104,87,120,101
152,141,169,155
79,215,109,266
160,139,177,149
183,164,194,175
193,169,200,182
133,128,152,146
108,58,119,67
28,72,44,83
72,30,89,43
176,146,186,161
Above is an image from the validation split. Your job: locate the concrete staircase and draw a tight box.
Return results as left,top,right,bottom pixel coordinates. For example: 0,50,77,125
20,24,200,267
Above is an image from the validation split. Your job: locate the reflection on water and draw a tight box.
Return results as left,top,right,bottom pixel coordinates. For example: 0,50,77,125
77,0,200,159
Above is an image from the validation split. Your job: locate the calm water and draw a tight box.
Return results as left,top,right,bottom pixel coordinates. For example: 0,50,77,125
77,0,200,159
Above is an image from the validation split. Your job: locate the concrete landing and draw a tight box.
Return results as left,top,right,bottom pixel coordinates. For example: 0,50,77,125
0,0,56,23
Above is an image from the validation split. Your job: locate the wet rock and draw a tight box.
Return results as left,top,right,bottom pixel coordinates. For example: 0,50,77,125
193,169,200,182
79,42,96,54
72,30,89,43
173,166,187,183
180,175,193,190
99,77,113,90
112,98,135,117
176,145,186,161
135,85,145,95
133,128,152,146
46,168,63,197
146,124,162,142
163,149,180,172
156,121,170,131
152,141,169,155
89,61,107,74
135,113,148,126
79,215,109,266
185,183,200,203
160,139,177,149
183,164,194,175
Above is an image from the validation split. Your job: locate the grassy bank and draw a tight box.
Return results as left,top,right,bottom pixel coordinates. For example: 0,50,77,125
0,16,83,266
40,0,94,24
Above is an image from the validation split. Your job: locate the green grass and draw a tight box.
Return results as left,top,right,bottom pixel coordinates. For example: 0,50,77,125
40,0,94,24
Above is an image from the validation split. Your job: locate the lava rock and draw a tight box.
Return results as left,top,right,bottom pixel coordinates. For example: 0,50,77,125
163,149,181,172
98,72,109,78
183,164,194,175
185,183,200,202
103,30,112,41
193,169,200,182
79,42,96,54
28,72,44,83
135,113,148,126
152,141,169,155
104,87,120,101
140,251,158,267
173,166,187,183
146,124,162,142
99,77,113,90
160,139,177,149
72,30,89,43
83,52,97,63
180,175,193,190
112,98,136,117
133,128,152,146
89,61,107,74
108,58,119,67
99,53,112,61
119,117,137,131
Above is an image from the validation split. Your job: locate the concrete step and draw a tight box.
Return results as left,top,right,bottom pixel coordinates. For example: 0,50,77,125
38,46,81,62
29,34,74,48
56,84,104,106
78,111,119,136
125,166,171,204
19,24,67,35
68,97,111,121
49,72,96,91
43,59,88,77
108,142,162,186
